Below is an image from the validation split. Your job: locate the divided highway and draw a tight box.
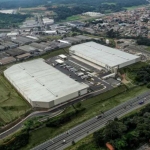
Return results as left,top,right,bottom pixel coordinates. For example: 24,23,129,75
32,91,150,150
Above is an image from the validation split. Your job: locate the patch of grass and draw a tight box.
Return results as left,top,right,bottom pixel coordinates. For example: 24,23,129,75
20,85,149,149
41,48,69,59
124,5,146,10
102,2,116,5
65,134,106,150
146,46,150,51
66,15,81,21
0,75,31,125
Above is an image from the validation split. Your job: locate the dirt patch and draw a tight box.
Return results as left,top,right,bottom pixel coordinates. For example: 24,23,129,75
121,74,130,84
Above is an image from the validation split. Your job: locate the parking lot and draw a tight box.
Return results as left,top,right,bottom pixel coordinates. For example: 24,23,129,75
45,56,110,92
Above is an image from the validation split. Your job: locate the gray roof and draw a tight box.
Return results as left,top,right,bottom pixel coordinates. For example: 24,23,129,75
70,42,140,67
18,45,37,52
4,59,88,103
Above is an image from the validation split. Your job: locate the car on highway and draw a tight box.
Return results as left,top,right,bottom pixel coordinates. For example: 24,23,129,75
62,140,66,144
139,100,144,105
96,115,102,119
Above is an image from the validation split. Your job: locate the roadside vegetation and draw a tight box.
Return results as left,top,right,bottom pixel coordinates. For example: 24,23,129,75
0,84,148,150
0,75,31,126
66,104,150,150
120,62,150,88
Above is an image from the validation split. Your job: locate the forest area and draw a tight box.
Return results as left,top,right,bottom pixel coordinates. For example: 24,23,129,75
0,13,30,29
47,0,148,21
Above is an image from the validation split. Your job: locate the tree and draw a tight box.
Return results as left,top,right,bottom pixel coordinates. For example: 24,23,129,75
93,130,105,147
126,131,140,148
103,120,127,141
114,136,127,150
75,102,82,109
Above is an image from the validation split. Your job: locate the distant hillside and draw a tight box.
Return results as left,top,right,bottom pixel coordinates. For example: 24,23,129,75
0,0,48,9
0,0,148,9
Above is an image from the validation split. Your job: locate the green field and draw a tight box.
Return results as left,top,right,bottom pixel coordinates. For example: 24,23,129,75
66,15,82,21
146,46,150,51
0,75,31,125
102,2,116,5
21,85,149,149
124,5,146,10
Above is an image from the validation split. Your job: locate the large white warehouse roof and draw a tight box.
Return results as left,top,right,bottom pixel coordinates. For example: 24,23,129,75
70,42,140,68
4,59,88,108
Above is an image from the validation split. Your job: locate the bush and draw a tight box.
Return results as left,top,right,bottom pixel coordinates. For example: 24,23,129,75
147,83,150,88
46,108,85,127
0,131,29,150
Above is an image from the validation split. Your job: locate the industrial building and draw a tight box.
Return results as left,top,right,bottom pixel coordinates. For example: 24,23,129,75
42,18,54,25
69,42,140,72
4,59,89,108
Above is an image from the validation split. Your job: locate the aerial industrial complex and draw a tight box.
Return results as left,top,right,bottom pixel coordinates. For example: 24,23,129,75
4,42,141,108
4,59,89,108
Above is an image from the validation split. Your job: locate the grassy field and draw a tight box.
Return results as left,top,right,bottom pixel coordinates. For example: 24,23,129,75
0,75,31,125
66,15,82,21
146,46,150,51
102,2,116,5
65,134,106,150
124,5,146,10
21,85,149,149
41,48,69,59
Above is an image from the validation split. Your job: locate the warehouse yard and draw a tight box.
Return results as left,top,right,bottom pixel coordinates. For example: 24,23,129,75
0,75,31,126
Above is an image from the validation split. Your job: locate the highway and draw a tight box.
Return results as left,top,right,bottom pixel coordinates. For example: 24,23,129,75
32,90,150,150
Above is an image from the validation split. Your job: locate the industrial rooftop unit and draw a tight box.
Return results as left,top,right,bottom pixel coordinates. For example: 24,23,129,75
4,59,89,108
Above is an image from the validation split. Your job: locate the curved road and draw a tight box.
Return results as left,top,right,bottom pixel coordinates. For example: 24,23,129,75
0,85,109,140
32,91,150,150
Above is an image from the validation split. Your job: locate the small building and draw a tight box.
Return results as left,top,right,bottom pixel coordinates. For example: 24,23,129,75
3,42,18,49
11,36,35,46
59,54,67,60
55,59,64,64
43,18,54,25
18,45,37,53
42,30,57,35
0,45,5,51
6,49,25,57
7,32,19,37
16,53,31,61
67,21,85,27
30,43,51,51
0,57,16,65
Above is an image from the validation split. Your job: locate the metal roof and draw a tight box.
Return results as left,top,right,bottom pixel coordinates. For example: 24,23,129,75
4,59,88,102
70,42,140,67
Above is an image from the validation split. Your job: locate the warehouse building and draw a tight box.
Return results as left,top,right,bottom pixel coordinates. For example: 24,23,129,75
69,42,140,72
4,59,89,108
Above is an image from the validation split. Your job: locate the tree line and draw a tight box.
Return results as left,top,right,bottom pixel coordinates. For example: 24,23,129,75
0,13,30,29
77,104,150,150
137,37,150,46
46,0,148,21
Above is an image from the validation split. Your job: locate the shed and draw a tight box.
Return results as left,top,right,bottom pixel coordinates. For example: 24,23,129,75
55,59,64,64
59,54,67,59
0,57,16,65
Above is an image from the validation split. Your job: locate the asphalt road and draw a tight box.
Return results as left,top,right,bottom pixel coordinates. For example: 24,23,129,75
0,85,108,140
32,91,150,150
